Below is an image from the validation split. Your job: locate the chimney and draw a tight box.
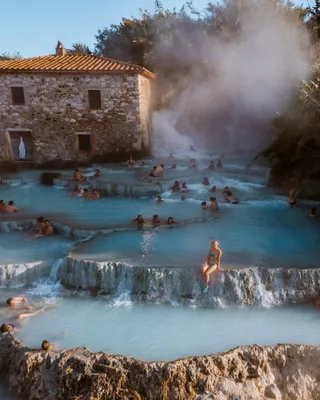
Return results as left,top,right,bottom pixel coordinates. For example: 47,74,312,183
55,41,66,56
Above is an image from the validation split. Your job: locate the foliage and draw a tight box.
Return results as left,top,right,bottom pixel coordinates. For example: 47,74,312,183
67,43,92,55
257,61,320,185
306,0,320,40
94,0,309,108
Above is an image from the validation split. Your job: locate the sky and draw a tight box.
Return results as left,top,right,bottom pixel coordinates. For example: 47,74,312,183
1,0,311,58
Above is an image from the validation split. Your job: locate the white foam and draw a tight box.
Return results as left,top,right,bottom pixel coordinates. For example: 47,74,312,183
105,292,133,309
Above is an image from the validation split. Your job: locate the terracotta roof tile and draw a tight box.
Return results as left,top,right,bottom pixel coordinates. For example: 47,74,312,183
0,54,154,79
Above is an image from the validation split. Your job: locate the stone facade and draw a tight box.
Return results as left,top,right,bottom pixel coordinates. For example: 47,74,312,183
0,72,153,163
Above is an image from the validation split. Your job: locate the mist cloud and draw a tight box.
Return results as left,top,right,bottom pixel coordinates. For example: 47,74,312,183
152,1,310,158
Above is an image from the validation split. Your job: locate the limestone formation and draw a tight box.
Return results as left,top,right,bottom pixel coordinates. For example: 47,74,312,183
0,333,320,400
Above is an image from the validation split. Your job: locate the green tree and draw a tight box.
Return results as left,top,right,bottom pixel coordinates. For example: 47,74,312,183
67,43,92,55
257,59,320,185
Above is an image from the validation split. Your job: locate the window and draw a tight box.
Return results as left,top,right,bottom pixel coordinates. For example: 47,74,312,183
11,87,25,105
78,134,91,152
88,90,101,110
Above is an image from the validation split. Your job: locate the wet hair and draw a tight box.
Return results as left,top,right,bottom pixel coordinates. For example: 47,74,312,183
203,177,209,182
311,207,317,215
167,217,174,224
153,214,159,219
157,195,161,199
37,216,44,223
182,182,187,187
226,191,232,196
174,181,179,185
210,197,216,202
84,188,88,192
201,201,207,206
6,298,14,305
41,340,51,351
74,168,79,172
0,200,4,204
0,324,13,333
160,164,164,168
153,166,157,170
224,186,229,190
8,201,14,206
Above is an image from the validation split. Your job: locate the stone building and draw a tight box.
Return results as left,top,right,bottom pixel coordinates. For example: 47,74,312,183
0,42,154,163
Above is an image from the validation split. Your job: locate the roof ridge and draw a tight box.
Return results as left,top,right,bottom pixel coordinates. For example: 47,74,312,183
0,53,155,79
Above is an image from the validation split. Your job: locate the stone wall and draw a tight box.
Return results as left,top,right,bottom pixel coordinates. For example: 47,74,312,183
0,73,153,163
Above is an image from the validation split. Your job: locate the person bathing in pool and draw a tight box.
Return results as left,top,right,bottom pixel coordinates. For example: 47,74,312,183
152,214,162,226
156,195,164,204
167,216,177,225
201,240,222,293
135,214,145,228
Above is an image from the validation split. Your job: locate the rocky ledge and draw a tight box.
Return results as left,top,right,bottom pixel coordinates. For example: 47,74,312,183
1,333,320,400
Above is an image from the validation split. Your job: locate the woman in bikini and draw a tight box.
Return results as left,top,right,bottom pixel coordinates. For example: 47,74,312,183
201,240,222,293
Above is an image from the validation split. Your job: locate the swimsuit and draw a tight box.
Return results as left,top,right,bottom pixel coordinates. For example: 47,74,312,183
208,252,217,267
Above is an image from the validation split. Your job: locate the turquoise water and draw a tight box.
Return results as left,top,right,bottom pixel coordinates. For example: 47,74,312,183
0,231,73,264
0,157,319,397
14,297,320,361
73,202,320,268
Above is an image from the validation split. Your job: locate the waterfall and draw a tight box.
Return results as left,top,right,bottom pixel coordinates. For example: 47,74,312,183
49,258,65,282
60,258,320,308
0,261,52,287
27,259,66,301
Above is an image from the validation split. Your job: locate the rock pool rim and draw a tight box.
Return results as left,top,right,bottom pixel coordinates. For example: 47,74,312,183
1,332,320,400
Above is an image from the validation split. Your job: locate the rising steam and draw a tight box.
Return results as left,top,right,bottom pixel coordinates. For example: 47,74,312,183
152,1,310,158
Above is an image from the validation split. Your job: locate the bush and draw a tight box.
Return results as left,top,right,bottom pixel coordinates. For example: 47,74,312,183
0,160,20,173
40,172,62,185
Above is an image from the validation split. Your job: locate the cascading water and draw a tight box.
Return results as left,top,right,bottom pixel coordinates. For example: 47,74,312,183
27,259,65,302
60,258,320,308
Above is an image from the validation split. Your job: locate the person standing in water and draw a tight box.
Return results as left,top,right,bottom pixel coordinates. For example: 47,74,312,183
201,240,222,293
